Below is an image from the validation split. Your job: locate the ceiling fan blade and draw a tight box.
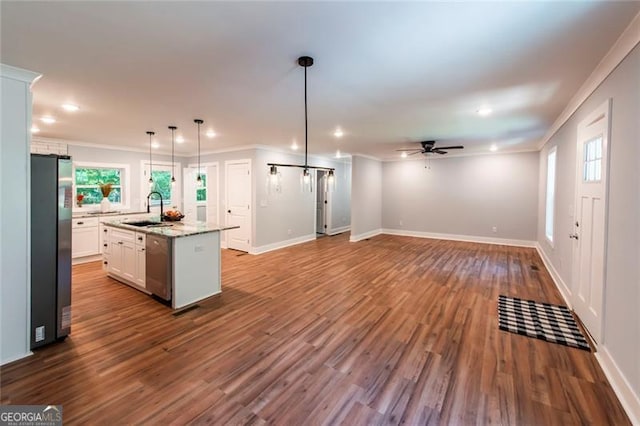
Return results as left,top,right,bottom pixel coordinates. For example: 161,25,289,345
396,148,422,152
435,145,464,150
408,151,423,156
432,149,447,154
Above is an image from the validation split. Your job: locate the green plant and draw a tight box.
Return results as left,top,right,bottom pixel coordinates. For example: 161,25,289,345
99,183,113,197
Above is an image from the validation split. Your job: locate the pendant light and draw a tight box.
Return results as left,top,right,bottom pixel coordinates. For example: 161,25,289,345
266,55,335,192
146,131,155,188
194,119,203,187
169,126,177,187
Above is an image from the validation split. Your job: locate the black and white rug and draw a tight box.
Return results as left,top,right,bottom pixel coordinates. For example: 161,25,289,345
498,295,591,351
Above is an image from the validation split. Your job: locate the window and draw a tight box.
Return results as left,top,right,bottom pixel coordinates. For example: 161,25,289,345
196,172,207,203
583,136,603,182
74,163,129,207
545,147,557,243
149,170,172,206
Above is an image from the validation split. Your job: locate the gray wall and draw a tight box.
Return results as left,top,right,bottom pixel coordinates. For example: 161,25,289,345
351,155,382,239
538,44,640,397
254,149,351,248
382,152,539,241
1,66,37,364
68,144,182,212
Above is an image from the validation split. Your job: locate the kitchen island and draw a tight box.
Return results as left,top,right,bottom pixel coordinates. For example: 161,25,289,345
102,219,238,309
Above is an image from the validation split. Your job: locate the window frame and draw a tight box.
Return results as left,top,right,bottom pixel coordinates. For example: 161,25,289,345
545,147,557,245
73,161,131,211
140,160,181,210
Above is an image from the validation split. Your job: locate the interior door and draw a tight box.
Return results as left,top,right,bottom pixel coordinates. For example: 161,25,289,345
183,167,197,222
571,99,610,344
316,171,327,234
225,160,251,252
206,165,218,225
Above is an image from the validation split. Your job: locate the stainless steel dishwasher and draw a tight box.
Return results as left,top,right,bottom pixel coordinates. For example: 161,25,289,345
146,234,172,300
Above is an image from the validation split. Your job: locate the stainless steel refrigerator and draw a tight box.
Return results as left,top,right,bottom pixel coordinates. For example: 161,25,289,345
31,154,72,349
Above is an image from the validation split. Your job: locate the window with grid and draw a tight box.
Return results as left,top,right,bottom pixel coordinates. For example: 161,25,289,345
75,165,126,205
583,136,603,182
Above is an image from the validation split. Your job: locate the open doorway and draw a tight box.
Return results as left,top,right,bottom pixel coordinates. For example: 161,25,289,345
316,170,328,236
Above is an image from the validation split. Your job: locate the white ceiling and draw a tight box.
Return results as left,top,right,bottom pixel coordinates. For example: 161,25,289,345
2,2,639,159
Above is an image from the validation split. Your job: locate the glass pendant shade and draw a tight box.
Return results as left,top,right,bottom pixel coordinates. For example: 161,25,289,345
267,165,282,194
300,168,313,192
327,169,335,192
196,174,203,188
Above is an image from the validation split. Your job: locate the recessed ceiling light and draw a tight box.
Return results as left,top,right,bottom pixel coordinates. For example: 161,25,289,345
176,136,185,143
333,128,344,138
490,144,498,152
291,141,298,151
206,130,216,138
31,126,40,133
477,107,492,117
41,116,56,124
151,141,160,149
401,152,408,158
61,104,79,112
335,150,341,159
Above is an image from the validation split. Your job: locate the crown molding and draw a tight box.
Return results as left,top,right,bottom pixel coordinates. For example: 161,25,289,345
32,136,191,157
0,63,41,85
381,147,539,162
537,11,640,150
351,152,383,162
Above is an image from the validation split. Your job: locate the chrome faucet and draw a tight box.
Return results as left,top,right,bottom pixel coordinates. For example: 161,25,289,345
146,191,164,221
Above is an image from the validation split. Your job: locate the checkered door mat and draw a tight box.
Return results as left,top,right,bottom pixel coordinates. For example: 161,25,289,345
498,295,591,351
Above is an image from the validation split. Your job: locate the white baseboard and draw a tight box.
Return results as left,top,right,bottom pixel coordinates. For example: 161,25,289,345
1,350,33,366
534,243,572,308
250,234,316,255
72,254,102,265
596,347,640,425
220,240,228,249
328,226,350,236
382,228,536,248
535,242,639,424
349,228,383,242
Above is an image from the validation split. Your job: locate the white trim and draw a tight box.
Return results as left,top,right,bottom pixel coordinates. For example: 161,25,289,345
382,228,535,248
545,146,558,246
382,147,539,162
537,11,640,150
595,347,640,426
73,161,131,211
350,228,383,242
351,152,382,162
72,254,102,265
0,64,41,84
250,234,316,255
0,350,33,367
185,161,220,226
328,225,351,236
140,160,181,210
535,243,573,308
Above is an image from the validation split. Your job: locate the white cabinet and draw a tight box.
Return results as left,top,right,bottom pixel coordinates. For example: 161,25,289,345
72,218,99,258
104,225,147,291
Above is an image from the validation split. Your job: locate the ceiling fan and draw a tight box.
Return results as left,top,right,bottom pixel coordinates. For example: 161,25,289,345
396,140,464,156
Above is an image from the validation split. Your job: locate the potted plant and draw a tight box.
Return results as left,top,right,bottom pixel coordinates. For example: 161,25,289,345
76,193,84,208
99,183,113,212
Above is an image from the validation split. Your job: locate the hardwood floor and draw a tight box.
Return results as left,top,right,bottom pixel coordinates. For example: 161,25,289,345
0,234,629,425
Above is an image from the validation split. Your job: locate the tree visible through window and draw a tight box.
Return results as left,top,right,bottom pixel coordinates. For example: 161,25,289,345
196,173,207,202
149,170,172,205
75,167,123,205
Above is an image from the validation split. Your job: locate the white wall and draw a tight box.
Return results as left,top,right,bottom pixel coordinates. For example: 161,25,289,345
538,44,640,414
382,152,539,243
350,155,382,241
1,64,40,365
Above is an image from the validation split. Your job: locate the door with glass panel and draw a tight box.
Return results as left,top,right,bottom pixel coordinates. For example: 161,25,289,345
571,99,610,344
142,164,177,214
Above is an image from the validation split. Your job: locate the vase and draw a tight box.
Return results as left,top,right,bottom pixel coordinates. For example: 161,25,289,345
100,197,111,212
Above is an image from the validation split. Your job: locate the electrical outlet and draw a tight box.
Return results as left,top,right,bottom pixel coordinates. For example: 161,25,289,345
194,245,204,252
35,326,45,342
492,226,498,233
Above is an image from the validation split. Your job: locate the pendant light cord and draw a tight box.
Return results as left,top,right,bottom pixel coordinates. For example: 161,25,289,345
171,127,175,178
147,131,155,182
304,64,308,169
197,121,201,177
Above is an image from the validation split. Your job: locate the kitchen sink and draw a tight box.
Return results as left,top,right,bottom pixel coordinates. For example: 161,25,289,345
125,220,173,228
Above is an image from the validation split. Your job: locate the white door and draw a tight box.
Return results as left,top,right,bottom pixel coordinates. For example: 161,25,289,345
225,160,251,252
206,165,219,225
571,99,610,344
183,167,197,222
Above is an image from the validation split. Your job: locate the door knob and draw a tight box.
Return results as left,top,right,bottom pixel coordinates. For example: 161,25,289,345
227,210,231,213
569,234,579,240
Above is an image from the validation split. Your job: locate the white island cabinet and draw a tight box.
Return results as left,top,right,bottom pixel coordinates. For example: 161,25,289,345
103,220,238,309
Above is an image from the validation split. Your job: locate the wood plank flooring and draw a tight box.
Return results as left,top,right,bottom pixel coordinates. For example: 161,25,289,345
0,234,630,425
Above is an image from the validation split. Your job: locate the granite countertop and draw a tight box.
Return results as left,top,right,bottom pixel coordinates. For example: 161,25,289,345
104,219,239,238
72,210,149,218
